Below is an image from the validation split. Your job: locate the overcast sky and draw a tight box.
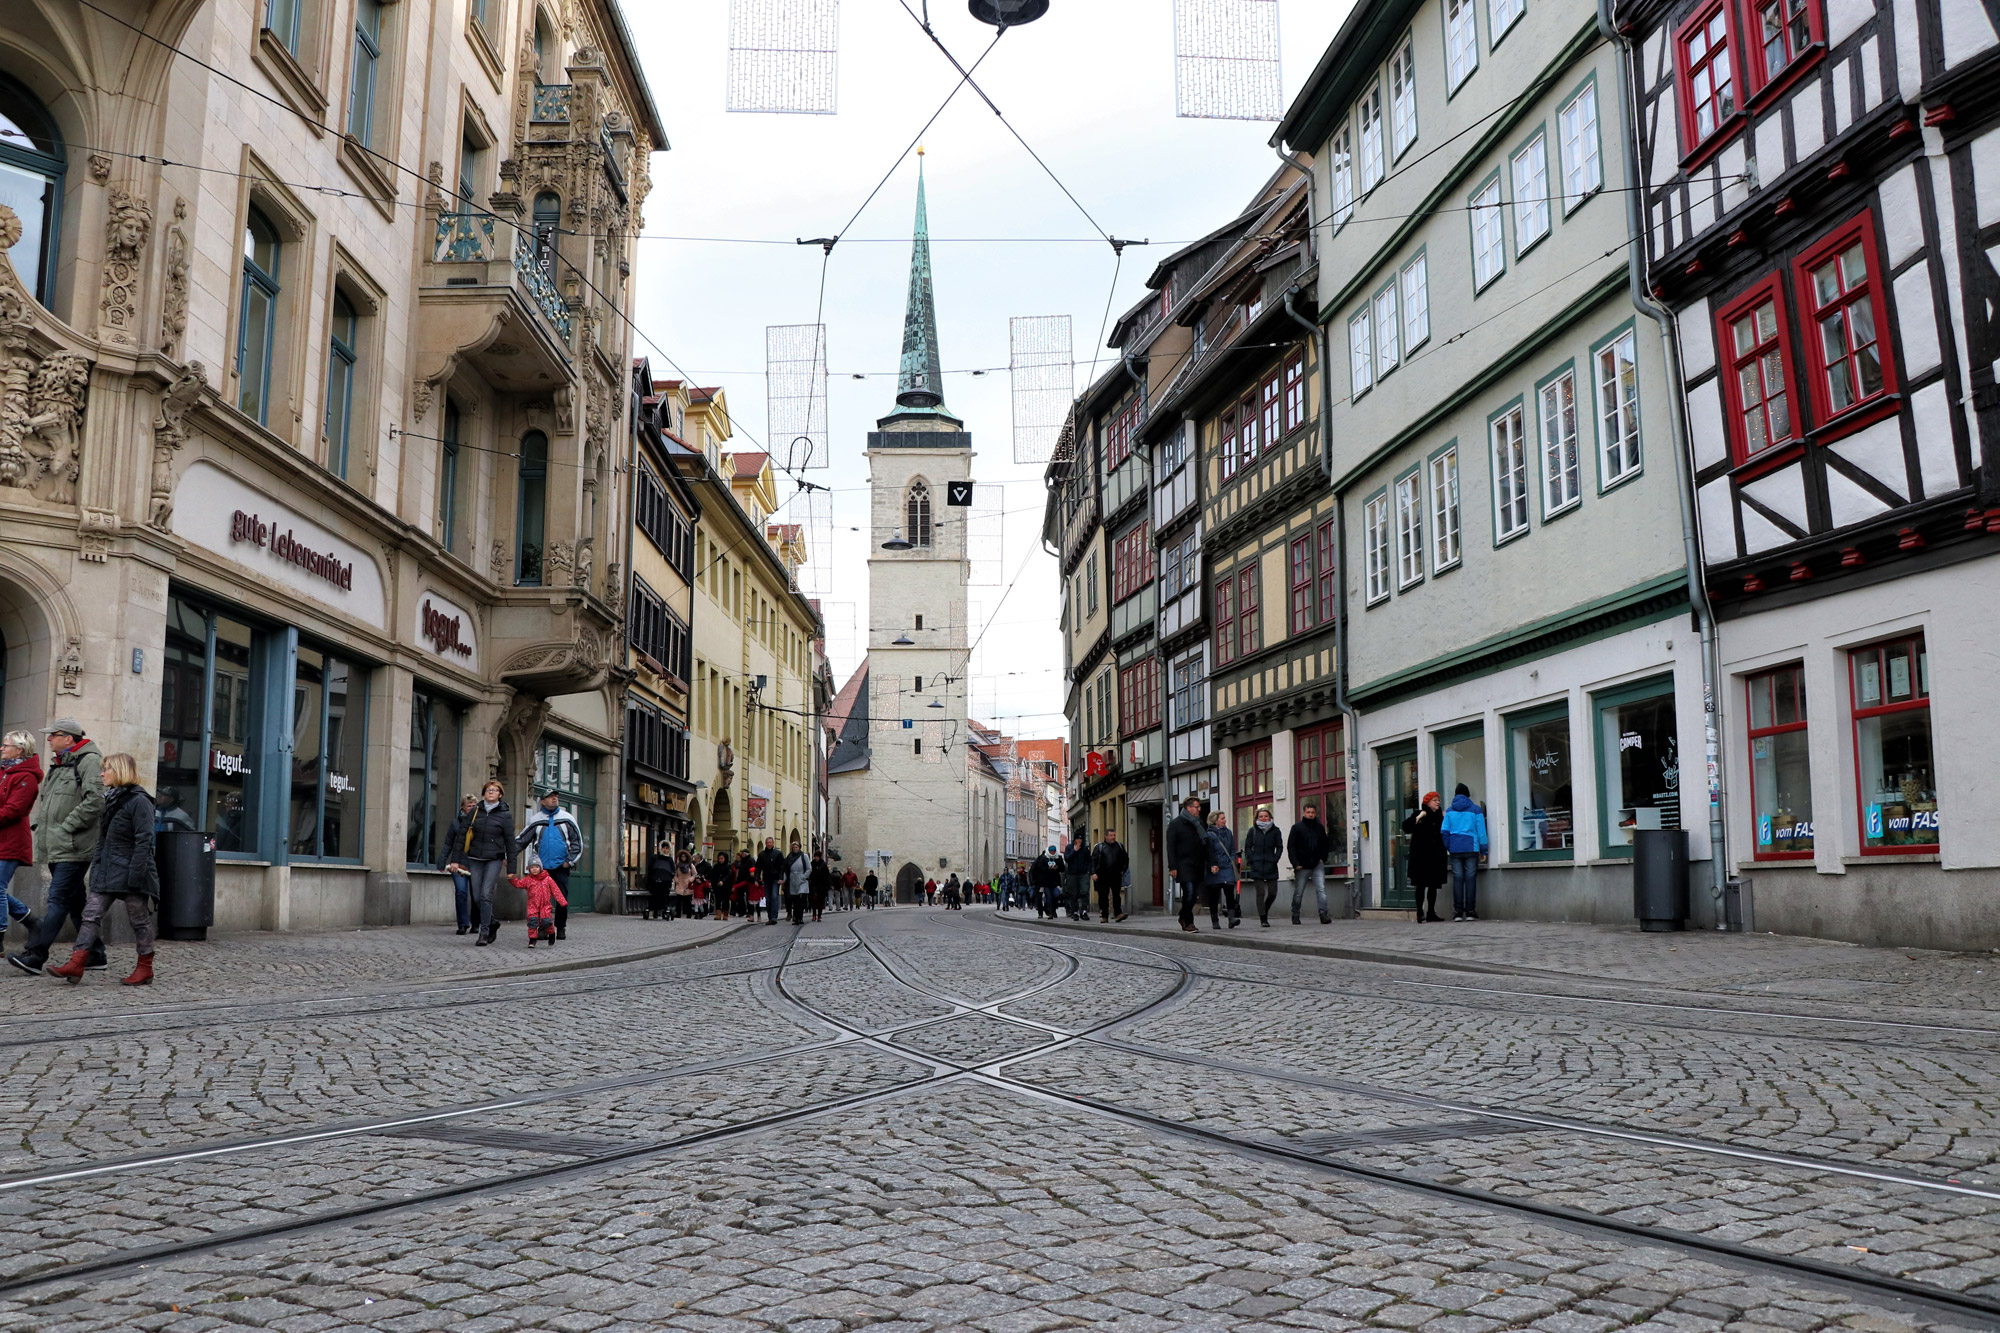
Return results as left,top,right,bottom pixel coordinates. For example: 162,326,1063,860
621,0,1350,737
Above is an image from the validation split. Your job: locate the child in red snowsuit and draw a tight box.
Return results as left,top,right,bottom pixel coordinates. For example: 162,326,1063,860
511,859,568,946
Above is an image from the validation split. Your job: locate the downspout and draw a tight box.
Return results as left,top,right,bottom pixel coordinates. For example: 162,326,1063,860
1598,0,1731,926
1283,287,1361,911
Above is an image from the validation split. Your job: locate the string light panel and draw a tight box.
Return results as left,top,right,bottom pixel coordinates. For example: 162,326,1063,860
728,0,840,115
1174,0,1282,122
967,490,1005,587
1008,314,1073,465
766,323,829,470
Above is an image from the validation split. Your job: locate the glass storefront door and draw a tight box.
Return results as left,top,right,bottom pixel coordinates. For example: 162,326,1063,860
1378,744,1418,909
536,738,597,910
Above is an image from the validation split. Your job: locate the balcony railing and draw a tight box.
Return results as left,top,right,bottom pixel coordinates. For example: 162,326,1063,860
434,211,496,263
532,82,573,122
514,243,574,343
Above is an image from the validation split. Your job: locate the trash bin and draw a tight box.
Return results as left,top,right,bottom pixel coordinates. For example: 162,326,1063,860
1632,828,1688,933
156,828,216,941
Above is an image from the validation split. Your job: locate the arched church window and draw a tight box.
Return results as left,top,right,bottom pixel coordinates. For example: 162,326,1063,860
906,481,932,549
0,76,66,308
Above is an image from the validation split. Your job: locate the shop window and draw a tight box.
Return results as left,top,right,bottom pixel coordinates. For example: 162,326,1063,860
1491,404,1529,540
1445,0,1478,89
1390,36,1418,157
1675,1,1737,152
1559,81,1602,210
207,612,257,853
0,77,65,309
1511,132,1549,254
324,290,358,479
1429,447,1461,571
1717,277,1798,465
1435,722,1485,806
1851,634,1937,852
1539,367,1581,515
438,398,463,555
347,0,383,147
1231,740,1273,846
406,689,463,868
290,646,367,859
1364,491,1391,603
1507,702,1573,858
1471,177,1505,290
1401,252,1430,350
1595,677,1679,856
1795,215,1894,425
1294,721,1349,871
1746,663,1812,858
1748,0,1821,92
1594,328,1642,487
516,430,547,585
237,207,282,425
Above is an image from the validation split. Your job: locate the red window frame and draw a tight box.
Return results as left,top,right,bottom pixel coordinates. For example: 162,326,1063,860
1107,397,1140,470
1238,389,1261,465
1111,522,1153,603
1848,633,1935,857
1261,369,1282,453
1715,275,1801,472
1283,352,1306,433
1235,565,1261,660
1233,740,1273,816
1745,663,1812,861
1213,575,1236,667
1315,519,1337,624
1742,0,1823,99
1289,534,1314,634
1294,720,1347,874
1674,0,1741,161
1218,407,1239,480
1118,658,1160,736
1794,213,1896,433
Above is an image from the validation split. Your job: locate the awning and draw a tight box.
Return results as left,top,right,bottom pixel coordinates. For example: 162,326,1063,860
1124,783,1163,806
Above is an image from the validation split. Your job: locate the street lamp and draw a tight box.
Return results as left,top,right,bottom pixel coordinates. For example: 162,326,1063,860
892,633,915,646
881,531,913,551
969,0,1049,25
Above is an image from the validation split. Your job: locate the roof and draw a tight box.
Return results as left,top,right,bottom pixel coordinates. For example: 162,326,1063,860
827,660,872,775
1273,0,1421,151
691,387,719,404
1012,738,1067,768
732,451,770,479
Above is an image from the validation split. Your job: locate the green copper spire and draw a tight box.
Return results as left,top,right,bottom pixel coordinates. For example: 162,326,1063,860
895,153,948,413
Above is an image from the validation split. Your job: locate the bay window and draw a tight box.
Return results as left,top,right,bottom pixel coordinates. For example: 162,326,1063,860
0,78,65,309
516,429,548,584
1851,634,1937,852
1746,663,1813,859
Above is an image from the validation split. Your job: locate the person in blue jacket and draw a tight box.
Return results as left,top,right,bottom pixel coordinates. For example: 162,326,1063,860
1440,783,1488,920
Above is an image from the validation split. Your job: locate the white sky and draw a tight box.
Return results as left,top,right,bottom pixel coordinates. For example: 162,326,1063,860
622,0,1349,737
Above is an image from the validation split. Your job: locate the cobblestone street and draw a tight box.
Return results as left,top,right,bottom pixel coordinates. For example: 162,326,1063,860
0,910,1996,1332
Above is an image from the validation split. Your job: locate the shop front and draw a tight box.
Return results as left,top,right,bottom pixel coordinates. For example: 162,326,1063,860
535,737,599,910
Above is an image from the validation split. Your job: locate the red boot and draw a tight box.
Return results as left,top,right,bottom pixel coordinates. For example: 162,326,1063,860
46,950,89,985
121,954,154,987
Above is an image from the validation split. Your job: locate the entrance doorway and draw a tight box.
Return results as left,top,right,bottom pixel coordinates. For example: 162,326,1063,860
1378,744,1418,909
895,861,925,903
535,739,597,910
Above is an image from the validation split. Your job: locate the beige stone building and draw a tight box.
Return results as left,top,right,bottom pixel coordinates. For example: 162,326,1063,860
0,0,661,927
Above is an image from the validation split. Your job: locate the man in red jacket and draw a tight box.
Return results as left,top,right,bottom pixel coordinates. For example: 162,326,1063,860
0,731,43,936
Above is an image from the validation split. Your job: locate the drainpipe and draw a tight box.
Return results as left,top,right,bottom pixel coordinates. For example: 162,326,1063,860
1283,288,1361,911
1598,0,1731,927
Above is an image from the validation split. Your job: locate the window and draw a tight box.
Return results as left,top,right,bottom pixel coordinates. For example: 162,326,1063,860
1283,352,1307,431
1106,395,1141,469
406,688,463,869
1490,0,1525,39
1471,177,1505,290
1718,280,1797,463
1445,0,1478,88
1436,723,1485,807
1085,550,1098,615
1289,534,1314,633
1316,518,1337,623
1747,664,1813,858
266,0,303,51
1681,4,1737,150
626,698,690,782
1797,218,1891,422
1294,722,1349,871
1429,447,1461,570
1235,566,1260,659
1389,37,1418,158
1401,253,1430,350
1232,740,1274,845
1395,471,1424,587
635,462,693,576
325,291,358,479
0,78,65,308
237,207,282,425
347,0,383,148
1349,309,1373,398
906,480,933,548
1364,491,1391,602
1508,703,1574,857
1751,0,1820,86
1260,367,1282,455
1511,132,1550,253
457,128,486,211
629,578,692,682
1594,329,1642,486
1112,522,1153,602
1491,405,1529,539
1170,648,1207,730
1538,368,1581,514
1358,82,1385,194
438,399,463,556
1118,658,1161,735
532,190,561,283
1851,634,1936,852
1374,286,1401,377
1559,83,1602,210
1595,677,1680,855
283,646,366,860
1330,123,1355,226
516,429,548,584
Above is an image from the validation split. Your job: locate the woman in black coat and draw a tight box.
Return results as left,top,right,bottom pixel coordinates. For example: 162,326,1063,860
808,855,833,922
49,752,159,986
1403,790,1448,923
443,779,517,945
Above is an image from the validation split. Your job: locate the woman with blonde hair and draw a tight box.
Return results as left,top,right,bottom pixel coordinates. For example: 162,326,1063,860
49,753,158,986
443,778,516,945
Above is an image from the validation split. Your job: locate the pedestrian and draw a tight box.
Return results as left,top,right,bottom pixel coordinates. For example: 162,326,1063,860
757,837,786,924
674,851,696,921
863,869,879,910
8,720,106,976
1404,791,1449,923
514,788,581,940
643,842,675,920
152,786,196,831
443,778,516,946
784,838,810,925
842,867,858,911
1168,796,1208,933
1062,834,1091,919
439,794,478,935
1205,810,1241,929
924,877,937,906
1091,827,1128,923
1032,847,1063,919
996,865,1015,912
1441,783,1489,920
809,851,831,922
690,868,709,918
48,753,158,986
510,853,568,947
1286,800,1333,926
0,731,44,939
1241,804,1284,927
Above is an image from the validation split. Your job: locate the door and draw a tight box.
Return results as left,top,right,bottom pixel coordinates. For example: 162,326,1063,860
1378,744,1418,909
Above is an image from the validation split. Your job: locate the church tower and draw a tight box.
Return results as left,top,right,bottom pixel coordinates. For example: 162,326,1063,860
863,156,974,891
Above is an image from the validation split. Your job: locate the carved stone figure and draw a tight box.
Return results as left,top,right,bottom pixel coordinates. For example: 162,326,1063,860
572,537,593,589
77,507,118,562
148,362,207,529
97,188,154,345
543,540,574,584
21,352,92,503
489,539,508,579
602,560,622,613
56,639,82,696
0,206,94,501
159,199,189,358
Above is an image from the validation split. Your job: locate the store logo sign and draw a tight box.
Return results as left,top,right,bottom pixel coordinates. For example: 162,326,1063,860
421,600,472,658
210,749,252,777
230,510,354,591
1865,804,1883,839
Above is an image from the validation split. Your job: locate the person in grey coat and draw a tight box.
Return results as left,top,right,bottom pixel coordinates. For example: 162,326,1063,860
1204,811,1241,929
9,720,106,976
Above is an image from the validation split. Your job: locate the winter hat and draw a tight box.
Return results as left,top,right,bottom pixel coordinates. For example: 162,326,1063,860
1423,791,1440,806
1454,783,1471,797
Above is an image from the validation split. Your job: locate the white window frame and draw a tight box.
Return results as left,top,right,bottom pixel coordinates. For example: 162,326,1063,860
1401,253,1430,351
1364,493,1392,603
1489,0,1526,43
1429,447,1461,571
1492,406,1530,541
1330,123,1355,227
1359,82,1386,195
1445,0,1479,90
1389,37,1418,159
1471,177,1505,291
1374,286,1401,377
1559,82,1603,213
1395,471,1425,588
1538,368,1582,516
1595,329,1643,487
1349,308,1374,398
1511,132,1550,255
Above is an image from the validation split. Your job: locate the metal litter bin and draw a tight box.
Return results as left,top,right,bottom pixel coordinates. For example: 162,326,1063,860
156,828,216,941
1633,828,1688,933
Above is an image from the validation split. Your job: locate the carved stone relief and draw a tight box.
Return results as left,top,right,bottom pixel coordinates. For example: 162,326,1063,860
0,206,93,503
56,639,82,695
159,198,189,358
77,507,119,562
147,363,208,530
96,188,154,347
